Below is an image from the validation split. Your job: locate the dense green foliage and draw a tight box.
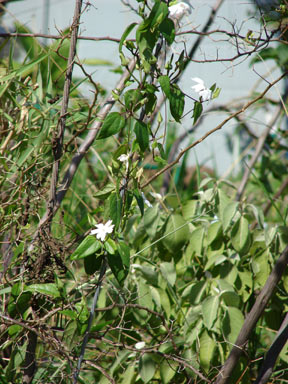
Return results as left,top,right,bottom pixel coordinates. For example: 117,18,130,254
0,1,287,383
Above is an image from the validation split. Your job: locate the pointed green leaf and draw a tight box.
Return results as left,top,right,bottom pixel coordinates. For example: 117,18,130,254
185,227,205,256
222,307,244,343
202,296,219,329
169,84,185,122
160,262,176,286
193,101,203,124
84,254,103,275
159,17,175,45
162,214,189,253
70,236,102,260
25,283,60,298
231,216,250,254
139,354,156,383
109,192,122,229
94,183,115,199
199,330,216,371
158,75,171,98
207,221,222,245
70,235,102,260
97,112,125,140
134,120,149,152
222,202,239,232
119,22,138,53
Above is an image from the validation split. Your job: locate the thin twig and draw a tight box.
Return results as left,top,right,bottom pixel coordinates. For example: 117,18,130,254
250,176,288,230
236,105,282,201
73,258,107,384
141,72,287,189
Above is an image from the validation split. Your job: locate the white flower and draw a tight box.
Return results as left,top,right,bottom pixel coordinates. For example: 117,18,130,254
118,154,129,163
135,341,146,350
191,77,212,102
90,220,114,242
141,192,152,208
118,153,129,172
169,2,191,19
150,192,162,201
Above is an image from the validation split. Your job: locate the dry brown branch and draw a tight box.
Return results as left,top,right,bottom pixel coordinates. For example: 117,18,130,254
47,0,84,225
214,244,288,384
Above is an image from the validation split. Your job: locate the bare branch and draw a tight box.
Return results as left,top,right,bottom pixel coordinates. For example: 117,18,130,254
47,0,84,226
236,105,282,201
214,244,288,384
254,312,288,384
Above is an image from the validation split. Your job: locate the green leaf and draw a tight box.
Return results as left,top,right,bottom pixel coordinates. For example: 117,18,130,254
182,200,198,220
162,214,189,253
70,236,102,260
82,58,113,66
137,278,154,314
134,120,149,152
118,241,130,270
0,54,48,82
94,183,115,199
124,89,143,111
182,281,206,305
193,101,203,124
160,262,176,286
199,330,216,371
159,17,175,45
222,307,244,343
222,202,239,232
84,254,103,275
158,75,171,98
205,254,227,270
8,289,32,318
231,216,250,254
109,192,122,229
160,360,176,383
169,84,185,122
97,112,125,140
207,221,222,245
202,296,219,329
107,251,128,285
133,189,144,216
119,22,138,53
139,354,156,383
25,283,60,298
185,227,205,256
149,0,169,32
136,265,159,286
143,204,160,238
